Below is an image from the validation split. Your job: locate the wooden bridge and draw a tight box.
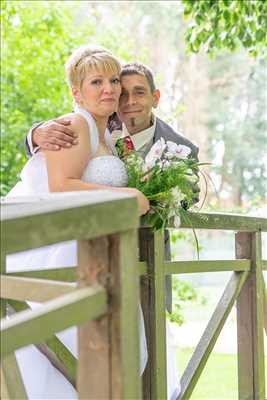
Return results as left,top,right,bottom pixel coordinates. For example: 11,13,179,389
1,191,266,399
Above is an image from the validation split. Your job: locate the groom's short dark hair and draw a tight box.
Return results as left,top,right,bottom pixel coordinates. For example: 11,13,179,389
121,63,156,93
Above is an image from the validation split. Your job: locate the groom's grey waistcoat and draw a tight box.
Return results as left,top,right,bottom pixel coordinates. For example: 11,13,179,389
140,117,199,314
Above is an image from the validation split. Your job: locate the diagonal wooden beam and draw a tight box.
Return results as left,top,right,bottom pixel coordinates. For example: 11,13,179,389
0,353,27,399
1,286,107,357
178,271,248,399
7,300,77,387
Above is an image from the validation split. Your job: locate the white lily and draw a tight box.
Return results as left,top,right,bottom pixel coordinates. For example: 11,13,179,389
166,141,191,159
145,138,166,168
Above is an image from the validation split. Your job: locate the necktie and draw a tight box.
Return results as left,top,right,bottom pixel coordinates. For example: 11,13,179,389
115,136,135,159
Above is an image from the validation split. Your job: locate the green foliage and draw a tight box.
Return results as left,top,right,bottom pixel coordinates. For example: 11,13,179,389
207,55,267,204
168,277,198,325
182,0,267,58
0,1,95,195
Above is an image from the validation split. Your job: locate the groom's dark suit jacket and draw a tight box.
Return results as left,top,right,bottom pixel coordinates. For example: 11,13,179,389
145,117,199,159
25,116,199,313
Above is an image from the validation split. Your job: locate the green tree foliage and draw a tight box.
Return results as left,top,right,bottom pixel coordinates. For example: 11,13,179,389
182,0,267,58
0,1,94,195
168,277,198,325
1,0,266,208
207,56,267,205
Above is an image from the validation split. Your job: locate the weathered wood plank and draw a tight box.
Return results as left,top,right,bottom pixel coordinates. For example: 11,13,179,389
1,276,76,302
138,261,148,276
166,211,267,231
164,259,251,274
1,251,6,318
1,191,138,221
139,228,167,400
139,228,152,398
263,278,267,336
1,286,107,357
77,231,141,400
77,238,110,399
111,231,142,399
178,271,248,400
236,232,266,400
153,230,168,398
0,353,27,399
0,363,10,400
2,191,139,255
6,267,76,282
251,233,266,398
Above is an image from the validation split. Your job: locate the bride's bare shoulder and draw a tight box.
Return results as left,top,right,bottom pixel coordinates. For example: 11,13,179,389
61,112,89,134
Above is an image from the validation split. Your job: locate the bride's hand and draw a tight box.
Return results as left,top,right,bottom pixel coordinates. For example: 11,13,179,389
127,188,150,216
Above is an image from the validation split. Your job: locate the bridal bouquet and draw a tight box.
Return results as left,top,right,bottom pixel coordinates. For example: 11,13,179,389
123,138,200,230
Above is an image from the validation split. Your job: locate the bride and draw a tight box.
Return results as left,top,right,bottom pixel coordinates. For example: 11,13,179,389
6,45,180,399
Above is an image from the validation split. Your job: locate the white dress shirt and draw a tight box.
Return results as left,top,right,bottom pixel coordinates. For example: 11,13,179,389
111,114,156,152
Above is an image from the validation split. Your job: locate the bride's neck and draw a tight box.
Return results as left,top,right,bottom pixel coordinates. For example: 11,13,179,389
93,116,108,140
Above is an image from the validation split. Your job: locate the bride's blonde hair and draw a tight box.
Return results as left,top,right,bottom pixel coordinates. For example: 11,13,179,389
65,45,121,89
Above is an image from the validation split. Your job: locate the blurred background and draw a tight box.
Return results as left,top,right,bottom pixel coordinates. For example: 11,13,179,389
1,0,267,210
1,1,266,398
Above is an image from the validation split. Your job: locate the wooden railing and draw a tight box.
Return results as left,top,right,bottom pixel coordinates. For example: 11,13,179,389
0,191,141,399
1,194,267,400
139,212,267,400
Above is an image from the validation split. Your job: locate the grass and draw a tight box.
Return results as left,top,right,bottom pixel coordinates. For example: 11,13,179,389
173,284,267,399
177,348,238,399
177,348,267,400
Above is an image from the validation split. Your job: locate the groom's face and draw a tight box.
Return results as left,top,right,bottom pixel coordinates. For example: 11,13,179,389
118,74,160,134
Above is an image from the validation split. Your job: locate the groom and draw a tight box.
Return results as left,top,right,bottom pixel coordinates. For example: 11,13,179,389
25,62,199,312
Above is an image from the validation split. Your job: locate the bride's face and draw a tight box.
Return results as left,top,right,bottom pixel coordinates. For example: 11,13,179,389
72,68,121,118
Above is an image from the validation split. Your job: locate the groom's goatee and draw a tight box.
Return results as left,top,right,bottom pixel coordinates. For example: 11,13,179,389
130,118,136,127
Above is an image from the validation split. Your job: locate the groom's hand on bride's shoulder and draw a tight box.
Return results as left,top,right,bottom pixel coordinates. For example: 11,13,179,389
32,117,78,151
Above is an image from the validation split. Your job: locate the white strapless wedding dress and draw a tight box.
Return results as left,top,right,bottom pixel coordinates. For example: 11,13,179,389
6,106,180,399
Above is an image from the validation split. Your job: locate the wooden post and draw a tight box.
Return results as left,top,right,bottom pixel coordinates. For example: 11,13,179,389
1,250,27,398
139,228,167,399
1,248,27,399
264,279,267,336
111,231,141,399
236,231,266,400
77,231,141,399
77,237,110,399
1,252,6,319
